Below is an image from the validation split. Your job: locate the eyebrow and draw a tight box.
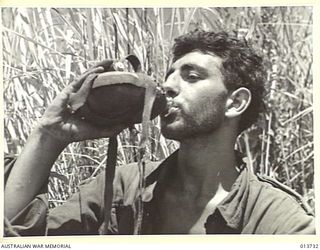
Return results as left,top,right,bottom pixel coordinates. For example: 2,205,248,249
165,63,208,80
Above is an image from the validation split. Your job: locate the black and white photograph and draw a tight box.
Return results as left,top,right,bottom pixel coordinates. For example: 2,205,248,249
2,6,316,237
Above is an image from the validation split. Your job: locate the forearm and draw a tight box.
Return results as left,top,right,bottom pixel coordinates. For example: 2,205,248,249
4,125,68,220
4,64,122,221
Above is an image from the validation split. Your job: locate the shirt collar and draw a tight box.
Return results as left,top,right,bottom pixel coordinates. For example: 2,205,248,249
142,150,251,234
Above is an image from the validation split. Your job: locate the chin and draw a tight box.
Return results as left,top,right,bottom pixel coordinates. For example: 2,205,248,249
161,121,182,140
161,129,184,141
161,119,222,141
161,122,195,141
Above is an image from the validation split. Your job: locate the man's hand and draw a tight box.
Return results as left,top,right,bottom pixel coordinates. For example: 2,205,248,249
37,61,126,145
4,60,127,220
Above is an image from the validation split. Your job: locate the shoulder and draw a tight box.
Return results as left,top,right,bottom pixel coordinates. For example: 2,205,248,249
255,174,314,215
245,170,315,234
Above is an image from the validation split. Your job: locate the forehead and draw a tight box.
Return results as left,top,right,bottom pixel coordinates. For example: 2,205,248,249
172,51,223,71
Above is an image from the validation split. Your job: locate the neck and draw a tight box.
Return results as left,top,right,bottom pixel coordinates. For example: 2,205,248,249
175,125,239,196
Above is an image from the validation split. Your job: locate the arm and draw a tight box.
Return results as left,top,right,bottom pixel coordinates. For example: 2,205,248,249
4,61,125,221
4,127,66,220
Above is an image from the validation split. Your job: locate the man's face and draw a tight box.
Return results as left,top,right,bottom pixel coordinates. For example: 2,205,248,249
161,51,228,140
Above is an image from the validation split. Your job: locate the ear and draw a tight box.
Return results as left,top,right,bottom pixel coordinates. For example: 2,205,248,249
225,87,251,119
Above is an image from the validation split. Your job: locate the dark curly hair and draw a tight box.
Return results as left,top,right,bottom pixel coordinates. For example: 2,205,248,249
172,29,266,133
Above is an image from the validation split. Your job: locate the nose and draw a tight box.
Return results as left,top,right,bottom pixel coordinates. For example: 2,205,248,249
162,73,180,99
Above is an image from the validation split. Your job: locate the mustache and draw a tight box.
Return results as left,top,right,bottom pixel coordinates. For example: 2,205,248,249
164,98,182,111
166,101,180,109
161,99,185,117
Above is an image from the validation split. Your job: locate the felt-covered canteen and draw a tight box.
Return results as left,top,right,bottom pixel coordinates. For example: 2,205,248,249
68,55,167,127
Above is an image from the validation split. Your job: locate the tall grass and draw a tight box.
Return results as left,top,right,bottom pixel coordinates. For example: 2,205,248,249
2,7,314,211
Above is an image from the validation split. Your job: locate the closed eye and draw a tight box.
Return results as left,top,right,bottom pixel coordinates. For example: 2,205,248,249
187,72,201,81
182,71,203,83
181,64,207,83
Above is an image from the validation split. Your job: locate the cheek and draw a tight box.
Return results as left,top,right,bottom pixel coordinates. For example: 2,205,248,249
192,91,227,119
188,86,225,110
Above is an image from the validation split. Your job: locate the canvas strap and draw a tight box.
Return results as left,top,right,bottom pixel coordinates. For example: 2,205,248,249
102,55,157,235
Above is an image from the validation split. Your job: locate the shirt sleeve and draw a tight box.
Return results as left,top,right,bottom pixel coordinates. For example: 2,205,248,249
46,172,106,235
258,175,315,234
274,197,315,234
47,168,125,235
4,155,122,236
255,195,315,234
244,179,315,234
4,155,48,236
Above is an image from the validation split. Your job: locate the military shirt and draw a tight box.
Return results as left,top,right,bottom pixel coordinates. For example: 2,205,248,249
4,151,315,236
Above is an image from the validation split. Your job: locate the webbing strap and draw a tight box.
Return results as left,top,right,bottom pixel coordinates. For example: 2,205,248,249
102,136,118,234
102,55,157,235
133,78,157,235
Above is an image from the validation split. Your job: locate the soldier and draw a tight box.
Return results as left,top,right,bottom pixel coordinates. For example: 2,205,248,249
4,30,315,235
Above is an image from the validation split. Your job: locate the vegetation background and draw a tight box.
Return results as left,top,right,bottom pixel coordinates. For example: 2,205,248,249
2,7,314,211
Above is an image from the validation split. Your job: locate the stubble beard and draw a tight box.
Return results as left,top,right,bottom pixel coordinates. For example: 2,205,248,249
161,93,227,141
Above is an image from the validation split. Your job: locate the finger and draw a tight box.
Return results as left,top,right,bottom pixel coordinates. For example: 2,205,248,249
50,91,70,109
72,67,104,89
65,66,105,93
67,73,98,112
85,60,114,74
53,72,98,115
42,91,70,120
65,60,115,94
77,73,98,98
93,60,114,72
